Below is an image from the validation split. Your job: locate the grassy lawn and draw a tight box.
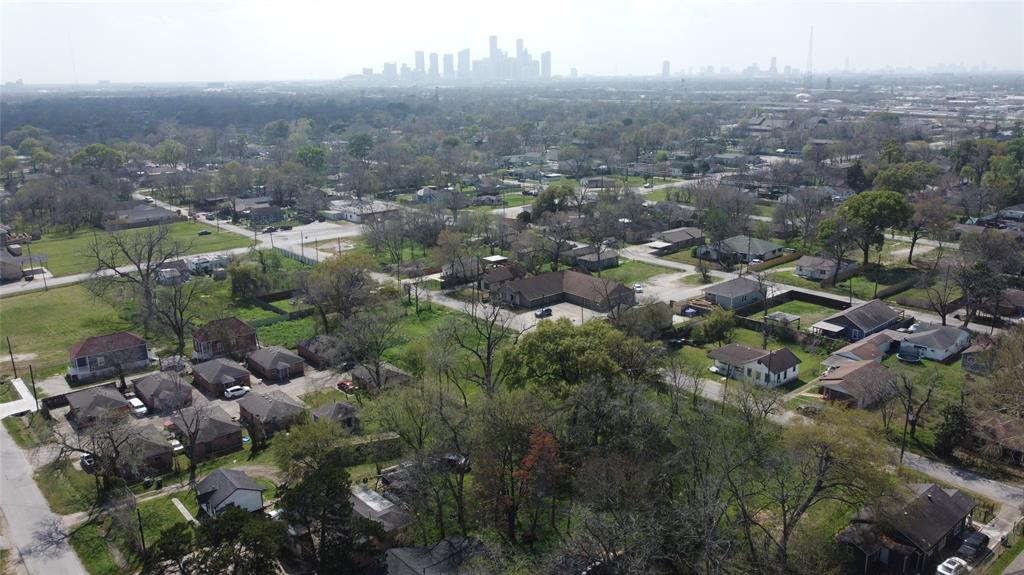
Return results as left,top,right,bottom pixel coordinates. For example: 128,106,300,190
35,461,98,515
674,327,829,389
68,518,126,575
383,303,457,373
990,531,1024,575
769,265,921,301
348,237,435,275
878,354,972,455
599,260,675,285
256,316,317,349
753,203,775,218
0,379,21,403
27,221,251,277
195,281,281,324
0,284,135,379
136,489,198,543
2,412,51,449
680,273,723,285
749,299,840,328
300,387,353,409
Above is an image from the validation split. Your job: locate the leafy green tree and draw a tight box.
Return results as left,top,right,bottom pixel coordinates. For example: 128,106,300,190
873,161,941,195
838,190,913,265
154,138,185,167
262,120,290,146
71,143,125,170
295,144,326,172
192,507,287,575
934,404,973,457
346,134,374,162
701,308,735,347
271,419,352,483
981,154,1023,207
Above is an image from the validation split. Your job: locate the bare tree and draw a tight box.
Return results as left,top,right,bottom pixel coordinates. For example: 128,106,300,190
921,264,959,326
891,373,936,464
443,301,521,397
335,304,407,392
87,226,190,336
172,404,216,488
301,252,377,332
151,278,209,355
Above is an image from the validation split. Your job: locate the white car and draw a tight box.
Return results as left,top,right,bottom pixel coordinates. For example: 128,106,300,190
143,196,154,203
643,182,653,189
936,557,968,575
224,385,251,399
633,283,644,293
169,439,184,454
128,397,148,417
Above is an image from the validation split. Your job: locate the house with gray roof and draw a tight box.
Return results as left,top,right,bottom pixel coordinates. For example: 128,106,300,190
171,405,243,461
387,536,485,575
66,384,129,428
898,325,971,361
196,469,266,517
819,360,897,408
701,277,765,310
238,390,305,435
191,358,251,396
707,343,801,387
246,346,305,382
794,255,855,280
491,270,635,313
312,401,360,431
131,371,193,414
696,235,784,263
811,299,903,342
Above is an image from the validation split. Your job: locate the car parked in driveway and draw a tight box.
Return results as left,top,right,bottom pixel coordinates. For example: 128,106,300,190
128,397,148,417
936,557,968,575
534,308,553,318
224,385,251,399
169,439,184,454
79,453,98,473
957,531,990,562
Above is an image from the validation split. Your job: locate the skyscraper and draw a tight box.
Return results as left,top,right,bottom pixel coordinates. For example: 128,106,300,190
769,56,778,75
443,54,454,79
516,38,524,59
383,62,397,78
662,60,670,77
415,51,425,73
458,49,470,80
489,35,498,59
429,53,439,78
541,51,551,79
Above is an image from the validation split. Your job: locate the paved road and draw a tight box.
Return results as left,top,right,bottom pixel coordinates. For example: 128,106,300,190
0,378,39,419
0,425,85,574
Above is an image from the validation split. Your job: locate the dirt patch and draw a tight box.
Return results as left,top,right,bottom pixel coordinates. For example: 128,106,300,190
8,353,38,362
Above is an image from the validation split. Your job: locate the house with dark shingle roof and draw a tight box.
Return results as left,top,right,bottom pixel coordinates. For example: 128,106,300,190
491,270,636,312
706,343,801,387
701,277,765,310
191,358,251,396
819,360,897,408
122,424,175,478
648,227,705,253
823,331,901,368
297,335,337,369
131,371,193,414
170,405,243,461
696,235,784,263
238,391,306,435
351,362,412,391
196,469,266,517
386,536,485,575
837,484,976,574
103,203,184,230
794,255,855,280
246,346,305,382
811,299,903,342
68,331,150,384
312,401,360,431
66,384,130,428
192,317,258,362
972,412,1024,466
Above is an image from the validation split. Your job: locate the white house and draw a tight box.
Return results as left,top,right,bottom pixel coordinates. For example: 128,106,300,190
701,277,765,311
196,469,266,517
707,343,802,388
898,325,971,361
794,255,855,280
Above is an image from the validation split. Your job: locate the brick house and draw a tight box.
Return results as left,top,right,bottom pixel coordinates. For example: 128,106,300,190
246,347,305,382
68,332,150,384
171,405,243,461
192,317,258,362
191,358,252,396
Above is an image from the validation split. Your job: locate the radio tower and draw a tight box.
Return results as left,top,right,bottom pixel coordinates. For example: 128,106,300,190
804,26,814,88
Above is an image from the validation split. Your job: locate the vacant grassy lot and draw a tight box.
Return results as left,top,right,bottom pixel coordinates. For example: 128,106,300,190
35,460,98,515
0,285,135,379
256,316,317,349
749,299,840,328
68,518,126,575
26,221,251,277
600,260,675,285
769,264,921,301
2,412,50,448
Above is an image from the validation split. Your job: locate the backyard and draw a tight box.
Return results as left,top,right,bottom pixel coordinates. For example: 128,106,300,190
25,221,251,277
599,259,675,286
749,299,841,328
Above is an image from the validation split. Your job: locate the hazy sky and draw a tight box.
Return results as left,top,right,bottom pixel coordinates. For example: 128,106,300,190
2,0,1022,84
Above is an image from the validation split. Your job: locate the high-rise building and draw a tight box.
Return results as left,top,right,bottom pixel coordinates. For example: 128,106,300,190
429,53,439,78
662,60,670,77
415,51,425,73
489,35,499,59
541,51,551,79
516,38,524,59
458,49,470,79
443,54,454,78
769,56,778,75
383,62,398,78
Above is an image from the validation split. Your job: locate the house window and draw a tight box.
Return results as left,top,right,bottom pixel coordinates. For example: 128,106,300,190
95,356,105,367
745,368,751,377
851,329,862,340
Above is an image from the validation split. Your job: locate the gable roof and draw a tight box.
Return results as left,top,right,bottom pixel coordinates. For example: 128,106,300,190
819,360,896,403
655,227,704,244
503,270,631,303
757,348,802,374
351,362,410,383
193,317,256,342
707,343,769,366
795,255,838,271
136,424,174,459
703,277,763,299
69,331,146,358
238,390,305,421
387,536,484,575
830,331,897,363
192,358,250,386
196,468,265,510
823,299,900,333
903,325,969,350
67,385,128,419
247,346,304,370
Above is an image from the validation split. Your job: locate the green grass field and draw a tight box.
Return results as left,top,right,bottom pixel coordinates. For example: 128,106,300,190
68,518,126,575
768,265,921,301
34,460,98,515
0,379,21,403
0,285,136,379
256,316,317,348
599,260,674,285
26,221,251,277
749,299,840,328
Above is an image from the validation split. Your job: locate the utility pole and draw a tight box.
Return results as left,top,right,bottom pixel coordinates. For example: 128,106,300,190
898,386,913,467
29,364,39,411
136,507,147,554
7,336,17,379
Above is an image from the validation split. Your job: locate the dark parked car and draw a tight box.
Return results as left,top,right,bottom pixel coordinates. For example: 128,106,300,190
534,308,553,318
197,229,212,236
957,531,990,562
